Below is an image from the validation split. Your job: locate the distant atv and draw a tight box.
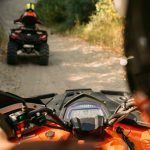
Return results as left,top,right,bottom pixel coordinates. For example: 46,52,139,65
7,26,49,65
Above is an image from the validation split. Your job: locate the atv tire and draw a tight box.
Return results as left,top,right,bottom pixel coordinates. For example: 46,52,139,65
39,43,49,66
7,41,18,65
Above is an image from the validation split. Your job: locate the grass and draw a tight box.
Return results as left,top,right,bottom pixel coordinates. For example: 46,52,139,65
68,17,124,52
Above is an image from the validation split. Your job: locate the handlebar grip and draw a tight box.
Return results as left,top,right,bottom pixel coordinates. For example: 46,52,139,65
0,115,15,138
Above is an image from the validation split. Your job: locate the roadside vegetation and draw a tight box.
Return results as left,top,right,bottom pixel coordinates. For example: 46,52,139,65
0,25,6,51
36,0,123,51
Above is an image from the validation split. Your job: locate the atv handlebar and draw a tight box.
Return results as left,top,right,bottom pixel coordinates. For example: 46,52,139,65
0,92,139,139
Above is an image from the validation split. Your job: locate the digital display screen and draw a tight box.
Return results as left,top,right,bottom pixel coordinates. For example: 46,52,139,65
64,101,109,120
69,108,104,119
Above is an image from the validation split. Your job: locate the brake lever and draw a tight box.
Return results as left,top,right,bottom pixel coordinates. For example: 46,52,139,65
108,106,137,125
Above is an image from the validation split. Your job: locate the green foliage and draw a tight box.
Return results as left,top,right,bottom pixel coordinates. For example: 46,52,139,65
36,0,123,50
65,0,97,27
69,0,123,50
36,0,66,26
96,0,121,22
36,0,97,28
82,0,123,48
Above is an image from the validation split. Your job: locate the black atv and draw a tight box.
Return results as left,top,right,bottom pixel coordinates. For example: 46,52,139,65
7,25,49,65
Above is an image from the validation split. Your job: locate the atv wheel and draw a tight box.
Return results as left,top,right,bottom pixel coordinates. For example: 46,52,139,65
7,41,18,65
39,43,49,65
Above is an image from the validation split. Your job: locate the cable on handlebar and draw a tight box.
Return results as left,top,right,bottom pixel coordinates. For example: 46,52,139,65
108,98,137,126
29,107,71,131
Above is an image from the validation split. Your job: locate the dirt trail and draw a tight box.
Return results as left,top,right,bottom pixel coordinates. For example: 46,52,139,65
0,0,128,97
